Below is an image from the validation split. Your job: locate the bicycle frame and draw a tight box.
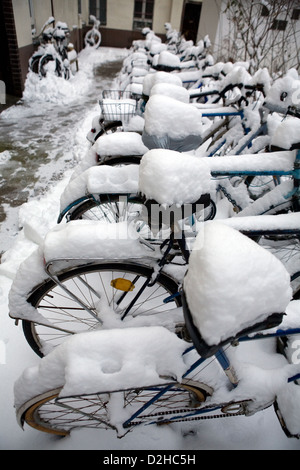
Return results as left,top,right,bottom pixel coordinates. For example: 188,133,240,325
51,311,300,434
210,148,300,213
57,146,299,225
118,333,300,431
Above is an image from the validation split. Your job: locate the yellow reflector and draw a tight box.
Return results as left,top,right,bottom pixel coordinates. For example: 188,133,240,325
111,278,135,292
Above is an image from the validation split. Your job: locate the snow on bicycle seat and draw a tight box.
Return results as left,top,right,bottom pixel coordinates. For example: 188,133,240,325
271,118,300,150
150,83,190,103
264,71,300,115
139,149,212,206
94,132,148,160
60,165,139,212
154,50,181,72
142,94,203,152
142,71,182,100
182,221,292,358
70,132,148,180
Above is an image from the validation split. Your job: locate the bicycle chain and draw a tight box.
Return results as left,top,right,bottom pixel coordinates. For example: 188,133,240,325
126,401,248,428
218,184,242,211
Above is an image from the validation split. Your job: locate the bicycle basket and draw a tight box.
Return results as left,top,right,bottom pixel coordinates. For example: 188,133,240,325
102,90,133,100
100,98,137,123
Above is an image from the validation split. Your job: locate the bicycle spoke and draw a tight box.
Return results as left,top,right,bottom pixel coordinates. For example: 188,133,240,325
25,264,181,355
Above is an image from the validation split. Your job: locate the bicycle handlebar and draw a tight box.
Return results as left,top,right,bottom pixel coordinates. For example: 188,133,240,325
244,83,266,97
286,106,300,119
89,15,100,27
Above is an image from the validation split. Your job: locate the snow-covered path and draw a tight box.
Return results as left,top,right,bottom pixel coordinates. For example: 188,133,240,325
0,47,299,451
0,47,127,254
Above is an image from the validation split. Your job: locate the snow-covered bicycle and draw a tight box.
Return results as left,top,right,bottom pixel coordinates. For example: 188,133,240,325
29,16,55,74
38,21,78,80
14,217,300,439
84,15,101,49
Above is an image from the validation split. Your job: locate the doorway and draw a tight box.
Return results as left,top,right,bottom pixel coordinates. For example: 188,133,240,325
181,1,202,43
0,0,23,104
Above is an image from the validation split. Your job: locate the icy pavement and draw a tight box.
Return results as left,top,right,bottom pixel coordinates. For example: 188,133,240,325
0,47,128,254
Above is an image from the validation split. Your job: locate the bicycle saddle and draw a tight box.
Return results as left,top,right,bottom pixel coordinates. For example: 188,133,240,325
139,149,212,206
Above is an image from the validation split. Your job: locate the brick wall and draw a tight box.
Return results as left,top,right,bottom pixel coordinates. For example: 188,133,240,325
1,0,23,97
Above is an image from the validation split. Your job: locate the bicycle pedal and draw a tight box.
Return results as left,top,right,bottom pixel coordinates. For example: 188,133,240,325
175,323,192,342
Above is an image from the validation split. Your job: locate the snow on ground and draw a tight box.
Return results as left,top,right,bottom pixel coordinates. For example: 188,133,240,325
0,46,300,451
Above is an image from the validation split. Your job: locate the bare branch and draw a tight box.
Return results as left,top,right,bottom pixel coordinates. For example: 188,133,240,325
220,0,300,75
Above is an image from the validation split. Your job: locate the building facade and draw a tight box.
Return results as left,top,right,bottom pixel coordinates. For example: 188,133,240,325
0,0,204,99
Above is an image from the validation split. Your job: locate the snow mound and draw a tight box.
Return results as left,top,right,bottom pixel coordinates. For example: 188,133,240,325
142,71,182,97
42,220,157,262
60,164,139,211
139,149,212,205
14,326,188,408
183,222,292,346
95,131,148,159
143,95,202,139
150,83,190,103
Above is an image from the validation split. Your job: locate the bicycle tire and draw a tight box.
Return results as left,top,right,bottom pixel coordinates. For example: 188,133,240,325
276,270,300,359
67,194,144,224
39,54,62,78
18,381,211,435
64,192,215,237
85,29,101,48
94,121,124,141
60,47,71,80
18,388,68,436
98,155,142,166
292,271,300,300
22,262,182,357
29,55,41,74
63,64,70,80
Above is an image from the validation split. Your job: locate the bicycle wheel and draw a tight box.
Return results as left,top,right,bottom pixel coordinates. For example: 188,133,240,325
61,48,70,80
291,271,300,300
18,381,212,436
29,55,42,74
260,235,300,290
63,64,70,80
66,193,215,241
66,194,144,225
94,121,124,141
98,155,142,166
22,262,182,357
39,54,62,78
85,29,101,48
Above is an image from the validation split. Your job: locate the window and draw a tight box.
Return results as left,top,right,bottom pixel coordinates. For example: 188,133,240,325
28,0,36,35
292,9,300,20
133,0,154,31
89,0,107,25
271,19,287,31
78,0,82,15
